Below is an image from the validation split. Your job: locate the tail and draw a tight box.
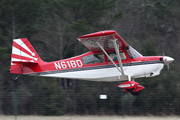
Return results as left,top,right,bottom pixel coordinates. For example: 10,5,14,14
10,38,44,74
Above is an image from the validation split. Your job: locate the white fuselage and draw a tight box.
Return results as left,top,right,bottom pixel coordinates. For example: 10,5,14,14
39,62,164,81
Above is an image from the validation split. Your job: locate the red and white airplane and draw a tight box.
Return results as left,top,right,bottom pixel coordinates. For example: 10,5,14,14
10,30,174,95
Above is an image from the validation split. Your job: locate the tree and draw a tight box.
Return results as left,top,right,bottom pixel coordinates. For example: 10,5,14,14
1,0,180,115
32,0,119,115
0,0,41,114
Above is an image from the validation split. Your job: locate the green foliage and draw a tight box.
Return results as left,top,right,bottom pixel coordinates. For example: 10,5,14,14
0,0,180,116
113,11,123,20
74,81,122,115
70,19,91,33
153,1,168,20
59,0,118,33
142,37,157,56
0,47,8,59
0,0,40,39
32,78,67,115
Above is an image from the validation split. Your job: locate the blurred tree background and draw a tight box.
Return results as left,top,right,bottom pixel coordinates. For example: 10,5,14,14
0,0,180,115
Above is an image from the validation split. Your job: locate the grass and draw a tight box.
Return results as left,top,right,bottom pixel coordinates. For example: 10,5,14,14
0,115,180,120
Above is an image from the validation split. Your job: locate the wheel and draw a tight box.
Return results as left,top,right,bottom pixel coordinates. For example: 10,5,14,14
125,88,134,92
131,91,141,96
13,77,19,83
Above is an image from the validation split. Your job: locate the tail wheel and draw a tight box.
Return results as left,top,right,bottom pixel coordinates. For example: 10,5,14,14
13,76,20,83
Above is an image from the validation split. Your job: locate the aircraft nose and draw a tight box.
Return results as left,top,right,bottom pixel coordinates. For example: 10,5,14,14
163,56,174,65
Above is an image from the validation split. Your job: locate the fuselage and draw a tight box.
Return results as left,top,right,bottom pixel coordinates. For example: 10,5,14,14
26,47,165,82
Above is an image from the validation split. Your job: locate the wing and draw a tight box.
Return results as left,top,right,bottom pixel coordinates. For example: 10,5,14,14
77,30,129,51
77,30,129,78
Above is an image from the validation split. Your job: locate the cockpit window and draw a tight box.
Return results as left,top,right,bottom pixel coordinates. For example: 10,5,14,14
81,53,105,64
108,51,126,61
126,46,142,59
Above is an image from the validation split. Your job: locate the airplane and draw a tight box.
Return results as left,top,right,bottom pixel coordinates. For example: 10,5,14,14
10,30,174,95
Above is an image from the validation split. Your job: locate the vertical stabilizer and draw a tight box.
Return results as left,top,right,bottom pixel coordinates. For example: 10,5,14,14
10,38,43,74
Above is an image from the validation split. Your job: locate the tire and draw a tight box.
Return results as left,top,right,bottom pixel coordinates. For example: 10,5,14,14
13,77,18,83
131,91,141,96
125,88,134,92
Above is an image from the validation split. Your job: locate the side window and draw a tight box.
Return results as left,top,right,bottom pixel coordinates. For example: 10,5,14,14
120,50,126,60
108,52,117,61
95,54,105,62
108,51,126,61
81,53,105,64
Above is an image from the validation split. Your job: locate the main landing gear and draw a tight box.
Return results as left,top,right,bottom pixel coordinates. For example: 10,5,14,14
117,81,145,96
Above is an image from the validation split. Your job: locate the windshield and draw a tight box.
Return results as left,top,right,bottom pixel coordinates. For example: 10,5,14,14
126,46,142,59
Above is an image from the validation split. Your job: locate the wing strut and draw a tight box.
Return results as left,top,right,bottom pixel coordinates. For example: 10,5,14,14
96,41,122,74
112,39,125,75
